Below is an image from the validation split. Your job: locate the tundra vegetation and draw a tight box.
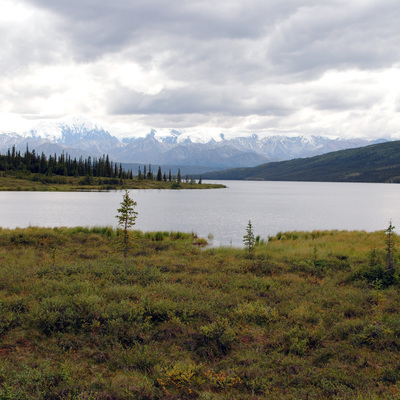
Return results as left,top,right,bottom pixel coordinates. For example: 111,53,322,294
1,226,400,399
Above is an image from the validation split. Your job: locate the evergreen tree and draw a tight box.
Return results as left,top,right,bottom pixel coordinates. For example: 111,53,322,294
105,155,111,177
386,219,396,272
39,153,47,174
88,156,93,176
243,220,256,258
177,169,182,184
25,144,31,169
116,190,138,266
157,166,162,181
147,164,153,180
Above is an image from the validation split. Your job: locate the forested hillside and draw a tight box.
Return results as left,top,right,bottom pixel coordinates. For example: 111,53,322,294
203,140,400,183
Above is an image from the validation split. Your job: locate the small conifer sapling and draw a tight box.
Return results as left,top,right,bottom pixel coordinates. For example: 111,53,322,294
385,219,396,272
243,220,256,258
116,190,138,265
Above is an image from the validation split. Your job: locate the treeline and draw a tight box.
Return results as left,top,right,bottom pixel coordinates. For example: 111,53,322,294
0,146,133,180
138,164,202,184
0,146,205,186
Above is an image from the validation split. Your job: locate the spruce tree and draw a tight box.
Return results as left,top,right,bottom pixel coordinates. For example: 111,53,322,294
177,168,182,184
243,220,256,258
157,166,162,181
385,219,396,272
105,155,111,177
116,190,138,266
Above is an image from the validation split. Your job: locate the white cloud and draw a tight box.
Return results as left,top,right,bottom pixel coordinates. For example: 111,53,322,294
1,0,400,139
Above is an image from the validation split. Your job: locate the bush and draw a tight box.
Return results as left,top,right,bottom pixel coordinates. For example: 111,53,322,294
234,302,277,325
32,295,104,335
350,264,397,288
195,318,237,358
154,232,164,241
157,362,204,397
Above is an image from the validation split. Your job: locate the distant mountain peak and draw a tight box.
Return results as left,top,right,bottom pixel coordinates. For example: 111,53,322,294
25,115,103,141
170,129,182,136
0,116,391,169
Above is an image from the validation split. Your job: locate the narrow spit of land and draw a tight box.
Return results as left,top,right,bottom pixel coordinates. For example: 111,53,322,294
0,147,225,191
1,227,400,399
0,174,225,191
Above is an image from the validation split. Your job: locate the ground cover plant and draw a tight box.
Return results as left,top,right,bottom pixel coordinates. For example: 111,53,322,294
1,226,400,399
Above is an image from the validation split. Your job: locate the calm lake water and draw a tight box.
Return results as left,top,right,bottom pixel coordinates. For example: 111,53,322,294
1,180,400,246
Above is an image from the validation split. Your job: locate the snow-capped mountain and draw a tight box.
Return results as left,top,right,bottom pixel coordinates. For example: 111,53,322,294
26,116,122,154
27,116,96,141
0,117,389,168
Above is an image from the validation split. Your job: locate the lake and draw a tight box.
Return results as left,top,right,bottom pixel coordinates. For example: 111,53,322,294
1,180,400,246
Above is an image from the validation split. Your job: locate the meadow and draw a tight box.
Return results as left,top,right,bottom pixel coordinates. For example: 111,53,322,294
1,226,400,399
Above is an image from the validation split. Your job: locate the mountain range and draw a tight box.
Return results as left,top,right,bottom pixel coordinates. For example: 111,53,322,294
0,117,388,169
203,140,400,183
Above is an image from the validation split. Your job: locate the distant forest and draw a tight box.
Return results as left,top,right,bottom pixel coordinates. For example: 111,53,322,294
0,145,134,180
0,146,200,185
137,164,201,184
203,140,400,183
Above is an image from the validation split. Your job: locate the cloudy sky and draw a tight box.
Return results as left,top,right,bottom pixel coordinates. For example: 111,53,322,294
1,0,400,139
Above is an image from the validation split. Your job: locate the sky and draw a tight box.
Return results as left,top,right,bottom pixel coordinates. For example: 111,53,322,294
1,0,400,139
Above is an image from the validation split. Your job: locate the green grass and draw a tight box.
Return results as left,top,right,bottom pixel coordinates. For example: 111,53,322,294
0,172,225,191
1,227,400,399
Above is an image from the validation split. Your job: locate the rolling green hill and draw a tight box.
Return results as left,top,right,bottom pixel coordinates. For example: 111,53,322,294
203,140,400,183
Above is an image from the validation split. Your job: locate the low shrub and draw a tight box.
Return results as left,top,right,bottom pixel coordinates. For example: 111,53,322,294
194,318,237,358
1,227,400,398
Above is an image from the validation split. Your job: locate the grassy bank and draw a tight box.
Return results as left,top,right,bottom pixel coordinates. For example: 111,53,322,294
0,173,225,191
1,227,400,399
